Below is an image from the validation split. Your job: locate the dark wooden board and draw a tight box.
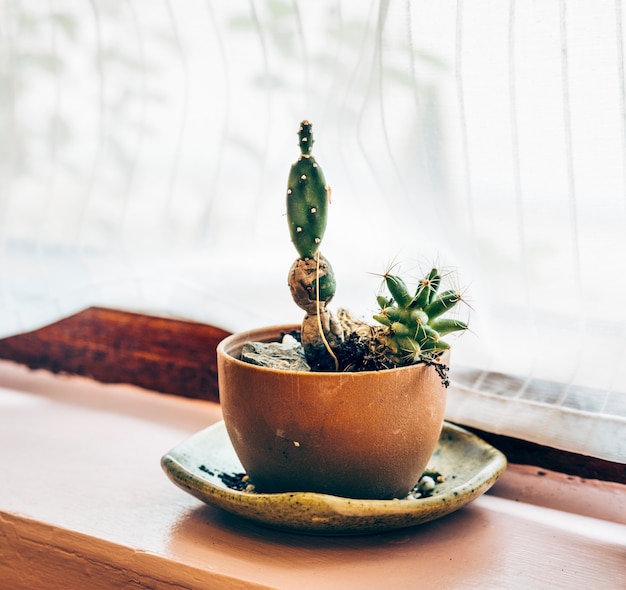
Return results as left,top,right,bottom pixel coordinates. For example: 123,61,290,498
0,307,230,403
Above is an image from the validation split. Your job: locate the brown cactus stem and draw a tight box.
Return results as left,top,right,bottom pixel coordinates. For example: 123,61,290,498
288,253,343,370
313,252,340,370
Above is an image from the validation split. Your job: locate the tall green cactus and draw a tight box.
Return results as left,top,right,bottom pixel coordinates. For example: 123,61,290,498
286,121,343,369
373,268,467,366
287,121,330,259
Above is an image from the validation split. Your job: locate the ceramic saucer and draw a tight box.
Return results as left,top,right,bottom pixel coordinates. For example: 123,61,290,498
161,420,507,535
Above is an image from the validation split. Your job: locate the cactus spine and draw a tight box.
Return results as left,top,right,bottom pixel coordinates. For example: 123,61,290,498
373,268,467,366
287,121,343,369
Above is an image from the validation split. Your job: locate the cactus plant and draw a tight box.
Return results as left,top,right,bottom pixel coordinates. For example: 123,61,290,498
286,120,329,260
286,121,344,370
285,120,468,376
373,268,468,367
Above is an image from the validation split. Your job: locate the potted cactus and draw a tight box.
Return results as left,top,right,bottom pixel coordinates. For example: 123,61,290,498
217,121,468,500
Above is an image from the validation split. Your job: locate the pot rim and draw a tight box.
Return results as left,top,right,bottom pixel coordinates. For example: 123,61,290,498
217,324,451,378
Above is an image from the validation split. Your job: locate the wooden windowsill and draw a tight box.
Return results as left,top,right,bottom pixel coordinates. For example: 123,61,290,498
0,359,624,589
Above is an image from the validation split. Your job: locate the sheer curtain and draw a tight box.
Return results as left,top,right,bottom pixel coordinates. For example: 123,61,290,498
1,0,624,462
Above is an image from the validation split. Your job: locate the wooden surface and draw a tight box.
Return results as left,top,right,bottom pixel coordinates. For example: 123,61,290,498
0,307,229,403
0,361,624,590
0,307,622,483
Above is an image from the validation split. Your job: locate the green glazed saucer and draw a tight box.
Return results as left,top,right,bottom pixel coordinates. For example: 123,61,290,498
161,420,507,536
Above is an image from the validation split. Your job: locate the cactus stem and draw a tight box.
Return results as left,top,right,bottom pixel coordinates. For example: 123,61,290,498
314,251,339,371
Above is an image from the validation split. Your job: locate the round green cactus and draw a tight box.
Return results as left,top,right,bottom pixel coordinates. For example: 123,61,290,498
373,268,468,366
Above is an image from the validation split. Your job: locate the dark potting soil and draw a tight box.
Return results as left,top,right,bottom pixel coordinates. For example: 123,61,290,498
282,330,449,386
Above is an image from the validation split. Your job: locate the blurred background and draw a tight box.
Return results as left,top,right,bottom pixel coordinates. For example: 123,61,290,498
1,0,624,460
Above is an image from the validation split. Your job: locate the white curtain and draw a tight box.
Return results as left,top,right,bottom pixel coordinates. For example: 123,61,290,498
1,0,624,462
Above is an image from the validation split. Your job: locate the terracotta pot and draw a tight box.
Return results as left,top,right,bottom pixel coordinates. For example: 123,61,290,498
217,325,449,500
